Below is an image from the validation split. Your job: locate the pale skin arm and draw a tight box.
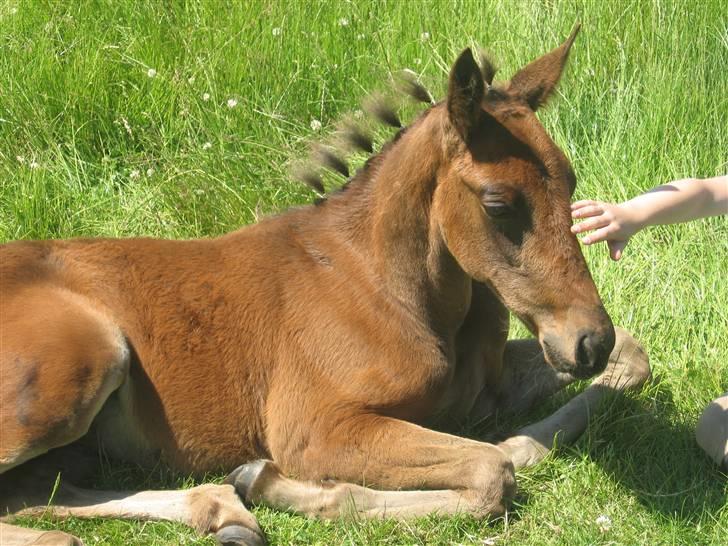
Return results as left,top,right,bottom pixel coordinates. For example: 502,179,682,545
571,175,728,260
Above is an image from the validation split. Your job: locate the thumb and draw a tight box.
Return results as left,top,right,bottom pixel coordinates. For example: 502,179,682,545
608,239,628,261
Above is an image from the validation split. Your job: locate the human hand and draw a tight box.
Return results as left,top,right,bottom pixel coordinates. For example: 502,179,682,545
570,200,640,261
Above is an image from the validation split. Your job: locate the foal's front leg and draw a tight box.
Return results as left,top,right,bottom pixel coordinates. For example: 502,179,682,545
496,327,651,468
228,416,516,520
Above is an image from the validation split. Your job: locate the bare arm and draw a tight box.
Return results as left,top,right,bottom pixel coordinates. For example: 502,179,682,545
571,175,728,260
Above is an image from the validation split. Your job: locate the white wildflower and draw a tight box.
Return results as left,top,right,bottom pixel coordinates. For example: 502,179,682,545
339,18,349,27
129,169,141,180
595,514,612,532
146,168,154,177
187,76,195,85
16,155,25,164
202,92,211,101
147,68,157,78
202,142,212,150
420,31,430,41
227,98,238,108
353,109,364,119
272,27,282,36
29,161,39,169
414,58,422,65
194,189,205,195
310,119,322,131
121,117,132,136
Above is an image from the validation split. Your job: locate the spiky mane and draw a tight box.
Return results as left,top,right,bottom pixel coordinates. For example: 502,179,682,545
295,68,439,199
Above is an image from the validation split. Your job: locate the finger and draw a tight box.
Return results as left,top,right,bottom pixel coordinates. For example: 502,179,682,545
571,204,604,219
609,239,628,261
580,225,614,245
571,215,611,234
571,200,597,211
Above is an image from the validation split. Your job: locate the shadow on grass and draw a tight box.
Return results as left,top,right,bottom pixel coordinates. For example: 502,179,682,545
574,387,726,522
444,380,727,523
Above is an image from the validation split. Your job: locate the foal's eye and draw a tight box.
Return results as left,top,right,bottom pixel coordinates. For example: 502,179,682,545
483,202,514,219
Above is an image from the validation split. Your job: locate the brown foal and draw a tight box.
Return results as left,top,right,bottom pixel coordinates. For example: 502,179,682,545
0,28,650,546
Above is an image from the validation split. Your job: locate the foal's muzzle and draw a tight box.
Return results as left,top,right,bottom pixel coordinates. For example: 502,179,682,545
542,314,615,379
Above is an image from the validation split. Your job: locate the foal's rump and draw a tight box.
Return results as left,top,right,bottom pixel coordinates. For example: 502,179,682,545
0,277,130,474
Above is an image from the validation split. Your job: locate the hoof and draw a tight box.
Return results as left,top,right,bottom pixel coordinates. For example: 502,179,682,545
225,460,277,504
215,524,267,546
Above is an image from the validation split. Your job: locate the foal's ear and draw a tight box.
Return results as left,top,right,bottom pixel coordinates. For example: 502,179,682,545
509,24,580,110
447,48,485,141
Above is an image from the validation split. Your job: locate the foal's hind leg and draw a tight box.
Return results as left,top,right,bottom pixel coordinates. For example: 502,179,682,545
11,484,264,546
496,327,651,468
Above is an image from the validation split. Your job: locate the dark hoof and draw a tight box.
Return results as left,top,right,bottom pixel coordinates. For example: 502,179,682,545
215,525,267,546
224,460,274,503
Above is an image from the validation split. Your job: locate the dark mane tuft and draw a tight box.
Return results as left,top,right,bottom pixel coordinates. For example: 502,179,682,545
364,94,402,128
478,50,498,85
292,164,325,193
338,121,374,154
395,69,435,105
315,146,350,178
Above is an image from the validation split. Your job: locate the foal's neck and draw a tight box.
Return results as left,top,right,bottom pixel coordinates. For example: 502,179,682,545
329,108,472,339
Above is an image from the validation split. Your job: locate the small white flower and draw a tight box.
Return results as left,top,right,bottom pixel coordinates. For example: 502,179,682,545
272,27,282,36
353,109,364,119
129,169,141,180
16,155,25,164
202,142,212,150
420,31,430,41
147,68,157,78
310,119,322,131
413,58,422,65
121,117,132,136
339,18,349,27
29,161,39,169
194,188,205,195
146,168,154,177
202,92,210,101
595,514,612,532
187,76,195,85
227,98,238,108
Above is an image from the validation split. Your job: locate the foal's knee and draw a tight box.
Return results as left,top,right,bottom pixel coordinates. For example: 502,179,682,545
465,447,516,517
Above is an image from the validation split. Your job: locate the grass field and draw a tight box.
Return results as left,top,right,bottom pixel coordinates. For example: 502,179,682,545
1,0,727,544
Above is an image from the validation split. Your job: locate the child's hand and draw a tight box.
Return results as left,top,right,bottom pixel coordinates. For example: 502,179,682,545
570,200,640,261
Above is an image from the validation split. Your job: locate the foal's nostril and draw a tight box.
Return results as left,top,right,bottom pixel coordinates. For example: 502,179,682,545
576,331,600,370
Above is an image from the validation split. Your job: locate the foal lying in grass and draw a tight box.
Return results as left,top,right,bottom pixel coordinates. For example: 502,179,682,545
0,28,651,546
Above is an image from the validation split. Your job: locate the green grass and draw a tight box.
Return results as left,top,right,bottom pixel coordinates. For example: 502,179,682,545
2,0,726,544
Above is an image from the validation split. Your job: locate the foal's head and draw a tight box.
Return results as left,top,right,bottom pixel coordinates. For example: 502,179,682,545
433,28,615,378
